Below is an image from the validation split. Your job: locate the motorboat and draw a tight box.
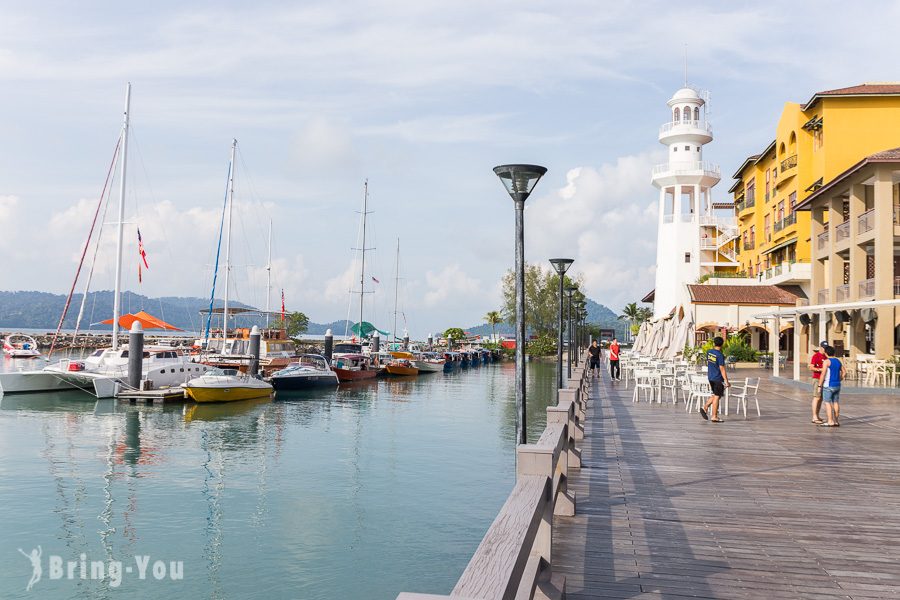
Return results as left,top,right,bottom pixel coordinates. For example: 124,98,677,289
384,352,419,377
270,354,339,390
413,352,445,373
183,368,273,403
0,345,207,398
2,334,41,358
331,353,379,382
197,325,297,376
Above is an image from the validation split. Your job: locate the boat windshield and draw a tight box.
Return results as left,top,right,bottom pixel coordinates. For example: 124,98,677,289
296,355,327,369
206,368,239,377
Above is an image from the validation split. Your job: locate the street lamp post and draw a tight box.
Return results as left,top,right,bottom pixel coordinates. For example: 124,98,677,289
574,300,585,366
564,286,577,379
494,164,547,446
549,258,574,392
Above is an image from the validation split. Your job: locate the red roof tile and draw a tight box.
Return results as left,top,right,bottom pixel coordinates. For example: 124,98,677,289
687,284,803,305
803,83,900,109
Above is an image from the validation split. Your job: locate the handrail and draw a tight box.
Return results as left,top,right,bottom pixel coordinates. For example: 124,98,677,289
658,120,713,136
397,356,589,600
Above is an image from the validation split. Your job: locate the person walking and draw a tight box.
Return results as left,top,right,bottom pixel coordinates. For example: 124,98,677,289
809,341,828,424
588,340,602,377
820,345,844,427
700,336,729,422
609,338,621,381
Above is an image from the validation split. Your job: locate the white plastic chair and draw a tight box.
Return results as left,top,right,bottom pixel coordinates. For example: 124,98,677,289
632,369,656,404
728,377,761,417
660,371,679,405
686,375,710,413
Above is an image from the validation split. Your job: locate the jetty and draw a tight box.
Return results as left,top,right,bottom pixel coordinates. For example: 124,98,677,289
399,357,900,599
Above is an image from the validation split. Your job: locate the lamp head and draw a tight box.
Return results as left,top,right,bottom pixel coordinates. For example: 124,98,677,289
493,164,547,202
549,258,574,275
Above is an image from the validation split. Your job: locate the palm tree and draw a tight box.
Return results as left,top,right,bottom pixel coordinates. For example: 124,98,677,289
484,310,503,341
619,302,647,342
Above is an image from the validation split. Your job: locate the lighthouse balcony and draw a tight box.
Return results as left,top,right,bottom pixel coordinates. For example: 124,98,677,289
658,119,713,144
651,161,721,186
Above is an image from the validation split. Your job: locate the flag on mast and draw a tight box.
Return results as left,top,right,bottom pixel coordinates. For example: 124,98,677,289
372,276,380,284
137,228,149,283
281,289,285,324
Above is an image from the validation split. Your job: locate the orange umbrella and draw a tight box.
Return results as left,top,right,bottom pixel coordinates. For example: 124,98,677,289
100,310,183,331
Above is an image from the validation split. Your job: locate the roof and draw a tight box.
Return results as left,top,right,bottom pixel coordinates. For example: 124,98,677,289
802,83,900,110
795,146,900,210
731,154,761,180
687,284,805,305
641,289,655,303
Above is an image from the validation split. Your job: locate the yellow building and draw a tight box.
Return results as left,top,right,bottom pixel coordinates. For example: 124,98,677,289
730,83,900,286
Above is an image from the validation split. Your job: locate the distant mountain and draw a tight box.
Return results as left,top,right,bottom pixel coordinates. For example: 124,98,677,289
306,320,354,335
463,298,626,339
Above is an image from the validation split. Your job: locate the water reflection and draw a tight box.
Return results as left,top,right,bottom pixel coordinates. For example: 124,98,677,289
0,363,558,599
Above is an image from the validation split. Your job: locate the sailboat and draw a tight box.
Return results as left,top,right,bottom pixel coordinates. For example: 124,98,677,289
383,239,419,377
196,140,297,376
0,84,199,398
332,182,379,382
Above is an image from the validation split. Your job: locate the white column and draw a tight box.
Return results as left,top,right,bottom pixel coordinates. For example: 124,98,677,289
771,316,781,378
792,318,801,381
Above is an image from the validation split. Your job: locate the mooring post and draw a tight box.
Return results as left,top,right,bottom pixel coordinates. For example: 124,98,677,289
127,321,144,389
324,328,334,364
249,325,261,376
403,334,410,350
427,333,433,349
372,331,381,354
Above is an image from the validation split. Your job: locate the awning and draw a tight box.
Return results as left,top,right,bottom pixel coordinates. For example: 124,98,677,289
350,321,391,338
760,237,797,256
100,311,183,331
753,298,900,319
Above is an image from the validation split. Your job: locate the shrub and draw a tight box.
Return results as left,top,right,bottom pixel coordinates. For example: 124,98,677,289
526,334,557,357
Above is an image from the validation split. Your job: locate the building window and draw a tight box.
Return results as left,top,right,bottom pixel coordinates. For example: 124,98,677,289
673,146,678,151
684,145,690,151
749,225,755,246
746,180,756,204
764,215,771,241
693,107,700,121
778,201,785,221
674,107,681,122
684,252,691,263
789,191,797,211
697,146,701,152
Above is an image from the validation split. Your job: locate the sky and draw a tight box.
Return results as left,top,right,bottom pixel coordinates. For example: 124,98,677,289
2,0,900,338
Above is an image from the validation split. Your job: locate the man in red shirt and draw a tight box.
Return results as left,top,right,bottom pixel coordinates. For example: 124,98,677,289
609,338,620,381
809,340,827,424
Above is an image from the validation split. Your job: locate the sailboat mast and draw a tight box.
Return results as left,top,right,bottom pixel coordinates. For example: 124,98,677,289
223,139,237,338
266,218,272,328
358,180,368,336
393,238,399,344
111,82,131,351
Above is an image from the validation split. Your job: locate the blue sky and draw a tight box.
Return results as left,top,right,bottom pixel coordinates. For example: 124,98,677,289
1,0,899,337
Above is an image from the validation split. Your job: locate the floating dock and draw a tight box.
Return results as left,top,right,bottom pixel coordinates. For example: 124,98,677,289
116,388,186,404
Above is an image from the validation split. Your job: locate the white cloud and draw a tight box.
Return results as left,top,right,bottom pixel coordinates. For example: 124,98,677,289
525,151,664,313
423,263,483,308
289,117,359,175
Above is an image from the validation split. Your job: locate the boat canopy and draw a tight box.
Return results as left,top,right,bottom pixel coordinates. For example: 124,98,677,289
99,310,183,331
350,321,390,338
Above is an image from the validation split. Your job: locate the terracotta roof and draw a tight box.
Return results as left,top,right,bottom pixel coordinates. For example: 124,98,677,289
641,289,655,303
731,154,761,179
795,146,900,210
687,284,804,305
802,83,900,110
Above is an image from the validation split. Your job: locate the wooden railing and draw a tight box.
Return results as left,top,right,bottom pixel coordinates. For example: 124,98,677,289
398,356,589,600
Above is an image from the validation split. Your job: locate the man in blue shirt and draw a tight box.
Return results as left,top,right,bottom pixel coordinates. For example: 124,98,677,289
700,336,730,422
820,345,844,427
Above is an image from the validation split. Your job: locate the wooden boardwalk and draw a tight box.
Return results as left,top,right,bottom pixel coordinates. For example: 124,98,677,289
553,368,900,599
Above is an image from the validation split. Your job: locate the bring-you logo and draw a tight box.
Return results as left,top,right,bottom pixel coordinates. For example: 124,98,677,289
17,547,183,590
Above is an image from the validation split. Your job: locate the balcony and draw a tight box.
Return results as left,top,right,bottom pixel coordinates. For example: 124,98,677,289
658,120,713,144
780,154,798,173
859,278,875,299
895,276,900,296
817,289,829,304
743,240,755,251
652,161,721,181
760,261,811,285
836,284,850,302
835,220,850,242
736,196,756,214
817,229,829,252
858,208,875,235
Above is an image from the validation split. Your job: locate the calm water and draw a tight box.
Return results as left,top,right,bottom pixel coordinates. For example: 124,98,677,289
0,356,559,599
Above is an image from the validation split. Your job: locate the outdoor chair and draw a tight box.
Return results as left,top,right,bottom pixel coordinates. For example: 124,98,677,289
660,371,679,405
686,375,710,413
728,377,760,417
632,369,656,404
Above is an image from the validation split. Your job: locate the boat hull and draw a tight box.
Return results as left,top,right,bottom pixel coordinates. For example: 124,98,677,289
413,361,444,373
333,368,378,382
385,365,419,376
185,386,272,403
271,374,339,390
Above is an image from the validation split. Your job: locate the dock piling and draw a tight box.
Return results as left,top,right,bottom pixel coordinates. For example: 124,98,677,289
127,322,143,389
324,328,333,363
249,325,260,376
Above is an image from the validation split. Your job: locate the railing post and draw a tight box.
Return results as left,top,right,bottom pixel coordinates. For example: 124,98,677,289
516,445,554,571
547,402,577,515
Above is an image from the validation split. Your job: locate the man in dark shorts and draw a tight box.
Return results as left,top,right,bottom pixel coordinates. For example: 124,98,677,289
588,340,601,377
609,338,620,381
700,336,729,422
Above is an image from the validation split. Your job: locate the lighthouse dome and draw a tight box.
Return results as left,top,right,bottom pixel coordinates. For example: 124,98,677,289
667,87,704,107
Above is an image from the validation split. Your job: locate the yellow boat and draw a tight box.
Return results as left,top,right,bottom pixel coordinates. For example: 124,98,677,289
384,357,419,377
183,368,273,403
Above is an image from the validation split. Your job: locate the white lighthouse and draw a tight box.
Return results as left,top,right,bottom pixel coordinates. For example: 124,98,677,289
650,86,738,319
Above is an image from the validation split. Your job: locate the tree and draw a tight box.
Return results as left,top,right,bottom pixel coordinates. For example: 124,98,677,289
619,302,653,339
484,311,503,340
500,263,583,337
443,327,466,341
278,311,309,338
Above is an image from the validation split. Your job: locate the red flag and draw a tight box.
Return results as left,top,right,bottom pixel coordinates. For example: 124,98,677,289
281,289,285,323
372,276,380,284
137,228,149,268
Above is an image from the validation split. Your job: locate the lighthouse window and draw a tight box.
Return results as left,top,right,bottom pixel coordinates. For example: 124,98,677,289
684,146,690,151
697,146,701,152
673,147,677,152
694,107,700,120
674,107,681,122
684,253,691,263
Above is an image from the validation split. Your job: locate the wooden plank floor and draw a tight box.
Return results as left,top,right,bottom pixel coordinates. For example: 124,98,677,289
553,367,900,599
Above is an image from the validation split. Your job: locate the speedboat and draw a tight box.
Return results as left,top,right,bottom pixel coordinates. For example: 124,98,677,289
331,353,379,382
384,352,419,377
2,334,41,358
0,345,206,398
270,354,339,390
183,368,272,403
197,326,297,376
413,352,445,373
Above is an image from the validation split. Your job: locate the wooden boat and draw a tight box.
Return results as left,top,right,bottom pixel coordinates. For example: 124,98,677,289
384,357,418,377
270,354,339,390
413,352,445,373
332,353,379,382
197,324,297,376
183,368,273,403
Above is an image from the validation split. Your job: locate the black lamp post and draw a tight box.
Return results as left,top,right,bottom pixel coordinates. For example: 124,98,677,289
564,286,577,379
549,258,574,391
494,164,547,446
